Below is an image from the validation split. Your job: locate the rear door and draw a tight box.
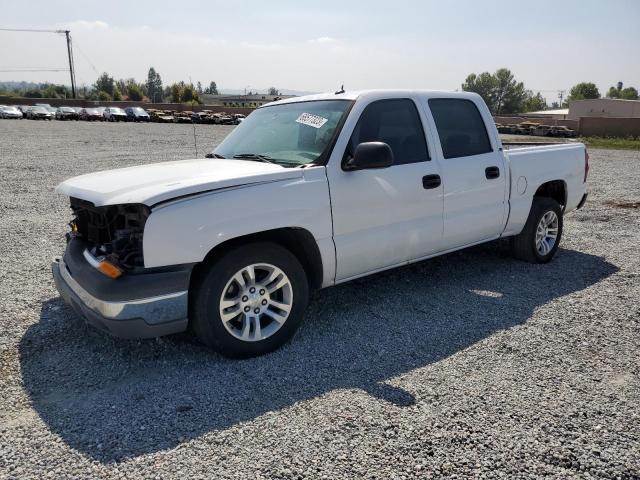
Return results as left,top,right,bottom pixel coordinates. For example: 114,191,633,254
327,97,444,281
426,97,507,248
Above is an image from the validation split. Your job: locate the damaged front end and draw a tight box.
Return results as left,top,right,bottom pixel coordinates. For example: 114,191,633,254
68,197,150,273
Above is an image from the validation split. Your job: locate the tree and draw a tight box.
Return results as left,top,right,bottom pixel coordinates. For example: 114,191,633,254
196,81,203,94
41,83,70,98
170,83,182,103
608,82,639,100
126,80,144,101
94,72,115,96
621,87,639,100
268,87,281,96
97,91,112,101
461,68,528,114
146,67,164,103
522,92,547,112
112,88,122,101
204,81,218,95
181,84,199,103
565,82,600,105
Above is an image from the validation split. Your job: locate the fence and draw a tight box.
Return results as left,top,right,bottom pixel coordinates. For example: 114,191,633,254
578,117,640,137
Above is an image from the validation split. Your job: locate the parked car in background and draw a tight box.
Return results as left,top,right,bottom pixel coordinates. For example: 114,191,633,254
549,126,577,138
125,107,151,122
79,108,104,121
103,107,128,122
0,105,23,119
232,113,246,125
27,106,54,120
174,111,193,123
55,107,80,121
52,89,589,357
149,109,175,123
17,105,31,115
213,112,234,125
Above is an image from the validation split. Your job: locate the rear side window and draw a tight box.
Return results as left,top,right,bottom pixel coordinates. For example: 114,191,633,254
348,99,429,165
428,99,492,159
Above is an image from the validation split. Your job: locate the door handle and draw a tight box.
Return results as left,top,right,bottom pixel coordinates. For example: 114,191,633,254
422,174,441,189
485,166,500,179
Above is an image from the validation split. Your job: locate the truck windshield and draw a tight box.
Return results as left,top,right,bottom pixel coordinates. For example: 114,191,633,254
213,100,352,166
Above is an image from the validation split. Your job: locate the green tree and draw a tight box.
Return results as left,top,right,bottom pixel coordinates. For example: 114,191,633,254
41,83,70,98
181,84,199,103
462,68,528,114
23,89,43,98
268,87,281,96
170,83,182,103
112,88,122,101
126,80,144,101
196,81,203,94
97,90,112,101
566,82,600,105
522,92,547,112
204,81,218,95
621,87,639,100
94,72,115,96
146,67,163,103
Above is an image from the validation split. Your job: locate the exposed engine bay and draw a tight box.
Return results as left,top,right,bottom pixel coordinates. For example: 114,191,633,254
68,197,150,270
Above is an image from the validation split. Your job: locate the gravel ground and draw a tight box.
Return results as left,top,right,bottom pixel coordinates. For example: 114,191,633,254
0,120,639,479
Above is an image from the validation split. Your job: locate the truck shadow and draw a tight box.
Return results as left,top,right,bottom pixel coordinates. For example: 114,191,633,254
20,244,617,463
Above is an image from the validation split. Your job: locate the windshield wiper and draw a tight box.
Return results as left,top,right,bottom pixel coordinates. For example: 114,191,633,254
205,152,225,159
232,153,277,164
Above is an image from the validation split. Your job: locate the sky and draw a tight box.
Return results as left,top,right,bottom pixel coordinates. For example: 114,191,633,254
0,0,638,101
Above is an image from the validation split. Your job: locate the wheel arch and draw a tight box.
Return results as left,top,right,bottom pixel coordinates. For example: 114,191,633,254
190,227,324,293
533,179,567,208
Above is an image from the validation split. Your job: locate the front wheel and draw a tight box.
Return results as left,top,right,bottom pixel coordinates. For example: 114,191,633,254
511,197,563,263
191,243,309,357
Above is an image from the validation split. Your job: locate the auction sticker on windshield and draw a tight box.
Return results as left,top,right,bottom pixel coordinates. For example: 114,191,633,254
295,112,328,129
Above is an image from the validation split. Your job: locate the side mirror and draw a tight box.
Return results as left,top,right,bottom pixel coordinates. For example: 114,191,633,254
344,142,394,171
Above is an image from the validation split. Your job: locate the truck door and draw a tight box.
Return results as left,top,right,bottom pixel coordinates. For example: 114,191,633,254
426,98,507,247
327,98,444,282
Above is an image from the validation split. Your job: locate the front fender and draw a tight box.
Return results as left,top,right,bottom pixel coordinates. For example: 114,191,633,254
142,167,335,282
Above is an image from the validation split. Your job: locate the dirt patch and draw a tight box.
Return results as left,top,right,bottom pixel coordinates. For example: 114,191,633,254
604,200,640,209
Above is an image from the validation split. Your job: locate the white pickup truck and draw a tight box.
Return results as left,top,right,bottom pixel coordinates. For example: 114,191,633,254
53,90,589,357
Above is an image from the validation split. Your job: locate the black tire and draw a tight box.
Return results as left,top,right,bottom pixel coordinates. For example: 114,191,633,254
191,242,309,358
511,197,563,263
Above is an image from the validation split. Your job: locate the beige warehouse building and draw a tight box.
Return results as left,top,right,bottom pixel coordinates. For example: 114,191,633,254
568,98,640,120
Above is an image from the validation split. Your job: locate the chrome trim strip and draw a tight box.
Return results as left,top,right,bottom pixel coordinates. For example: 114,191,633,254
82,248,102,269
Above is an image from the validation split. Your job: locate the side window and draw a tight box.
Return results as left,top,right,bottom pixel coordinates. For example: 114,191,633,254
348,99,429,165
428,98,492,159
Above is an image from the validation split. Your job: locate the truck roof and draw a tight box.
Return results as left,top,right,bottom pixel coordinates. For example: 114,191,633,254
265,89,482,107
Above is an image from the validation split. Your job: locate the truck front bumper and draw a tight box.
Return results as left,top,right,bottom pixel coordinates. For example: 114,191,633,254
52,240,191,339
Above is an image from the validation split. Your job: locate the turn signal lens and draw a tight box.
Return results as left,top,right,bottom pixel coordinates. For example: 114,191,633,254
98,260,123,279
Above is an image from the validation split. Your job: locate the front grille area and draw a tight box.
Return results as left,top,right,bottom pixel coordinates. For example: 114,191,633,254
69,197,150,269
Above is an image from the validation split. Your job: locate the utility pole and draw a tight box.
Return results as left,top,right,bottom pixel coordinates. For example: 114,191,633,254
558,90,565,107
62,30,77,98
0,28,78,98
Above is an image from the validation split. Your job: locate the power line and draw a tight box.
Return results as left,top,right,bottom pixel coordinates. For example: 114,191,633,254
0,28,62,33
0,69,68,72
0,27,77,97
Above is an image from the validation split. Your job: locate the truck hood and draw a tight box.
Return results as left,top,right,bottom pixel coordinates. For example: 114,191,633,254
56,158,304,207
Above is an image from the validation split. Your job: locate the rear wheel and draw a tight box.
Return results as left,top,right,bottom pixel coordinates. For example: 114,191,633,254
191,243,309,357
511,197,563,263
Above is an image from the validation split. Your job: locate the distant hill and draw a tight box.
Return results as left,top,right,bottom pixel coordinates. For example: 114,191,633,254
0,81,43,90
